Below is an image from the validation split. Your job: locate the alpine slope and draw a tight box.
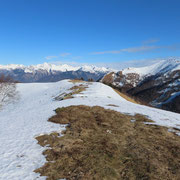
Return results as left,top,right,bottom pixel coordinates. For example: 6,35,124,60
0,79,180,180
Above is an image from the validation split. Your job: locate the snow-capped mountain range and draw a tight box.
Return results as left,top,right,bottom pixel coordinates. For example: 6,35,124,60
0,63,110,73
1,59,180,113
101,59,180,113
0,63,112,82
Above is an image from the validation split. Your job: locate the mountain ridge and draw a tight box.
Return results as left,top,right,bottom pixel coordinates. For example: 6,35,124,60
0,62,113,82
0,62,112,73
101,59,180,113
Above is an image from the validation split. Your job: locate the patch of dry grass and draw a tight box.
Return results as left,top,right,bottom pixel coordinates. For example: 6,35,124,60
69,79,85,83
101,72,114,84
55,84,88,101
35,106,180,180
114,89,139,104
69,84,87,93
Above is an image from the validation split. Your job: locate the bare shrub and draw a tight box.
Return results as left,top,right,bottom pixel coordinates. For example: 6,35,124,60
0,74,18,107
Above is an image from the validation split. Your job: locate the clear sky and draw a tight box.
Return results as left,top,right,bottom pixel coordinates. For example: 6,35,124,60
0,0,180,65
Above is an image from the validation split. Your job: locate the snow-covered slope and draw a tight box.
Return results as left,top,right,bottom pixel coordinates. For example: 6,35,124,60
122,59,180,78
0,80,180,179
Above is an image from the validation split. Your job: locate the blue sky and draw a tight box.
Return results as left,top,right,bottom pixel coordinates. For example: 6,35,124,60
0,0,180,65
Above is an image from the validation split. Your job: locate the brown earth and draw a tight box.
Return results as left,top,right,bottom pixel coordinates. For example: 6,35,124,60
35,105,180,180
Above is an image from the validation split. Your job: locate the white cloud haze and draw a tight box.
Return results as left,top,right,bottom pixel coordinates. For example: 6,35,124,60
44,56,58,60
92,45,161,55
142,38,159,45
60,53,71,57
92,38,179,55
45,53,71,60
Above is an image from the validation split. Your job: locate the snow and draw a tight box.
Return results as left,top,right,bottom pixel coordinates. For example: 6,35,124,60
0,59,179,75
122,59,180,77
168,79,180,87
1,80,180,180
0,64,25,70
0,81,73,180
0,63,111,74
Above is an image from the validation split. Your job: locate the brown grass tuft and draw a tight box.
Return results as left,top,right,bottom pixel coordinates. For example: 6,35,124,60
35,106,180,180
55,84,87,101
101,72,115,84
69,79,85,83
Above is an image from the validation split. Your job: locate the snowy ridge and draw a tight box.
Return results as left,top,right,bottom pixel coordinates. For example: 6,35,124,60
0,62,111,73
1,80,180,179
122,59,180,77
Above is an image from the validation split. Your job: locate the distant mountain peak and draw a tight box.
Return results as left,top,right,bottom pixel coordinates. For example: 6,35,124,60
121,59,180,78
0,62,113,83
0,62,112,74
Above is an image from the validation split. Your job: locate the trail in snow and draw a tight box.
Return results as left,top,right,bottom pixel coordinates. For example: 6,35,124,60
0,80,180,180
